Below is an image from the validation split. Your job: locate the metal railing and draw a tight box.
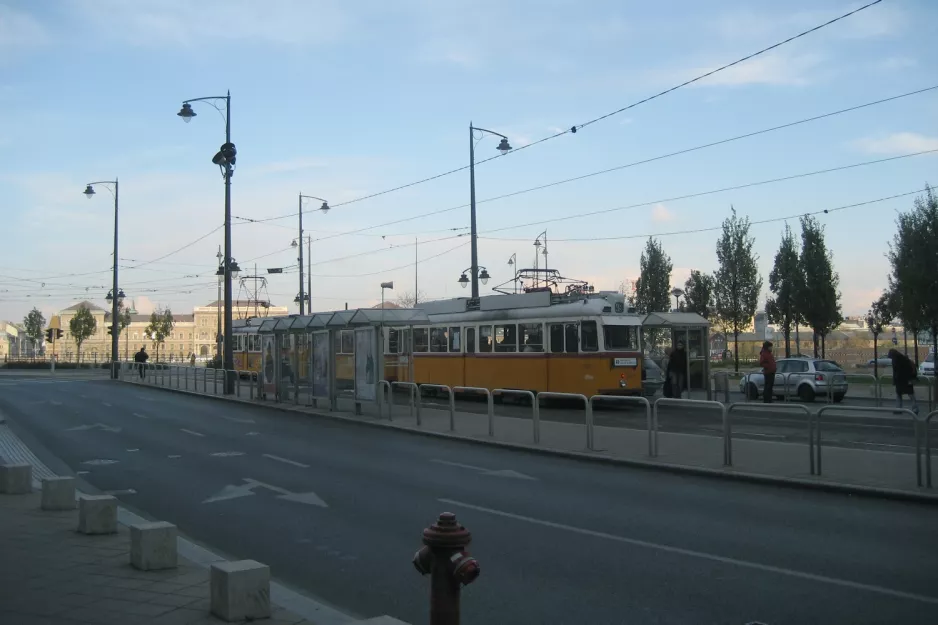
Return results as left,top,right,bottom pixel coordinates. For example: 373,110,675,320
815,405,921,485
654,398,728,465
926,410,937,488
840,373,879,406
536,392,589,450
493,389,538,444
453,387,495,436
728,402,813,473
390,381,420,425
589,395,652,455
377,381,391,420
419,384,455,431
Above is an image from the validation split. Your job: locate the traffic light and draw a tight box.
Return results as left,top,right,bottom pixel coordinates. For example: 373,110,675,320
55,329,63,340
45,329,54,343
106,324,114,337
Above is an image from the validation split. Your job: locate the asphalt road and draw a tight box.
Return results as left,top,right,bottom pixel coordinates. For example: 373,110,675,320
1,374,937,625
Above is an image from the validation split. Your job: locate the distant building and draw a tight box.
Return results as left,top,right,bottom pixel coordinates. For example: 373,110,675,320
0,322,21,359
51,299,288,362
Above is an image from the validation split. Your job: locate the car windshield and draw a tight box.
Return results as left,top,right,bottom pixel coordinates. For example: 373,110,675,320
814,360,843,372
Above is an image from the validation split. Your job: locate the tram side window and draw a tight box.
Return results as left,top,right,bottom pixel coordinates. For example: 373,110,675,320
549,324,564,353
565,324,579,353
430,327,448,352
604,325,638,351
414,328,429,352
521,323,544,352
449,327,461,352
387,329,400,354
341,330,354,354
581,321,599,352
466,328,476,353
494,324,518,353
478,326,493,353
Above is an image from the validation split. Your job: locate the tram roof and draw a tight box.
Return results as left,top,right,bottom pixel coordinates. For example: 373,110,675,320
346,308,431,327
642,312,710,327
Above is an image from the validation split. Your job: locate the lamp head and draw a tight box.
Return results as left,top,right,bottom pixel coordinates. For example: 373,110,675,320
177,102,196,122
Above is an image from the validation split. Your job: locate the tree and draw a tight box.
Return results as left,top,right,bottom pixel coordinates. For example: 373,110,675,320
888,186,938,365
69,306,97,364
865,293,892,379
886,287,923,366
634,237,673,314
146,307,175,362
683,270,714,320
766,224,803,357
22,307,45,357
797,215,842,358
713,207,762,372
395,290,428,308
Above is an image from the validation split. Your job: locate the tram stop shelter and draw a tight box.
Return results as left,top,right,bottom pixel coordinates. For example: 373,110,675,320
256,307,430,411
641,312,711,398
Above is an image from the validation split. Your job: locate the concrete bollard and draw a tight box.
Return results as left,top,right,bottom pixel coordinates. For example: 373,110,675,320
78,495,118,535
0,463,32,494
210,560,271,622
130,522,178,571
41,476,76,510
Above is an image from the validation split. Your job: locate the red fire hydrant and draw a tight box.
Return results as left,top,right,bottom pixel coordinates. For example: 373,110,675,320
413,512,480,625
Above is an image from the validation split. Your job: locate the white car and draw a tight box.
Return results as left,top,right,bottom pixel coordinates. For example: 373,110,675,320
920,352,935,378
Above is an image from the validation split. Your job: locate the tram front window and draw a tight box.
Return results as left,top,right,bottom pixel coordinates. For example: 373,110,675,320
604,325,638,350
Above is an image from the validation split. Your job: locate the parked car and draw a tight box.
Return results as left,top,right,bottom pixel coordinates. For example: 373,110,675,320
739,358,848,402
920,351,935,378
866,357,893,369
642,358,665,397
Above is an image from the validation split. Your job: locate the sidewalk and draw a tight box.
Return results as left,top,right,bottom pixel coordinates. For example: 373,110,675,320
125,373,938,500
0,489,315,625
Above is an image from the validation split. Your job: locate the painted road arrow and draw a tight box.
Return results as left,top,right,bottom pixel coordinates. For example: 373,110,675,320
202,478,328,507
430,459,537,480
66,423,122,433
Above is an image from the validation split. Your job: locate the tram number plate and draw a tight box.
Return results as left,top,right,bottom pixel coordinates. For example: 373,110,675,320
613,358,638,367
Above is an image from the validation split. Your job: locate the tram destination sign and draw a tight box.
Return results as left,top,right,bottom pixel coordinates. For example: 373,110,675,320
612,357,638,367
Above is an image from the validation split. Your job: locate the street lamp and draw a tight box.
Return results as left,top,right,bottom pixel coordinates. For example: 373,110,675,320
83,179,120,378
671,287,685,311
458,267,489,289
177,91,236,392
295,194,330,315
507,253,518,294
468,122,512,299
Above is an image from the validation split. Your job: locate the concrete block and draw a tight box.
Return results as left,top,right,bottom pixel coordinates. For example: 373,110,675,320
130,521,178,571
0,463,32,494
41,476,76,510
210,560,271,622
77,495,117,535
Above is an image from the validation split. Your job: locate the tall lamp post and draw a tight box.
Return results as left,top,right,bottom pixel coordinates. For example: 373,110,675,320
295,194,330,314
177,92,237,391
83,179,120,378
466,123,512,298
671,287,684,311
507,254,518,294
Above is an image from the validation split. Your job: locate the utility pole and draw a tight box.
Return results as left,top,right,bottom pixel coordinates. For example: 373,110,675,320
415,237,418,307
297,193,305,315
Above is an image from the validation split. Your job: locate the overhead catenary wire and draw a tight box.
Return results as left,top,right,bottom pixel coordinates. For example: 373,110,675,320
480,188,930,243
300,85,937,244
236,0,885,222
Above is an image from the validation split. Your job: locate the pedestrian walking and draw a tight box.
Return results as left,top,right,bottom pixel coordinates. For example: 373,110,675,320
134,346,149,380
887,348,919,414
667,341,688,399
760,341,777,403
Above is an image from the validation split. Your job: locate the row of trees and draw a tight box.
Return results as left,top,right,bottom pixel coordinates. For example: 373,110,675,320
631,208,843,371
19,304,175,363
632,187,937,373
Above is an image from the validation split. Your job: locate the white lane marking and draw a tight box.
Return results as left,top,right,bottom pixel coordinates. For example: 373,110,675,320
262,453,309,468
168,455,181,459
105,488,137,496
431,459,537,480
439,499,938,607
50,400,62,406
76,471,90,475
133,412,149,419
180,429,204,437
127,449,139,452
245,431,259,436
211,451,246,457
103,402,112,407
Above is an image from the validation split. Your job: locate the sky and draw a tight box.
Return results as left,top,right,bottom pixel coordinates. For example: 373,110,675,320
1,0,936,324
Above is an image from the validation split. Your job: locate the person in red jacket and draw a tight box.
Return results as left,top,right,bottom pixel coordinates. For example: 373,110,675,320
759,341,777,403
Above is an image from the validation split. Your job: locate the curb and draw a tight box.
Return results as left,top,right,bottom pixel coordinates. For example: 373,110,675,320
121,379,938,505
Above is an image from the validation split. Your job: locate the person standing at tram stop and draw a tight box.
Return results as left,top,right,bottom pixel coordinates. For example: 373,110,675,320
759,341,777,403
668,341,688,399
134,346,149,380
887,348,919,414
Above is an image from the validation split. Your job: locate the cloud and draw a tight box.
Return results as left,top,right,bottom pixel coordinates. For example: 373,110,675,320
0,5,50,52
710,5,906,42
874,57,916,71
651,203,675,223
852,133,938,155
690,53,823,87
